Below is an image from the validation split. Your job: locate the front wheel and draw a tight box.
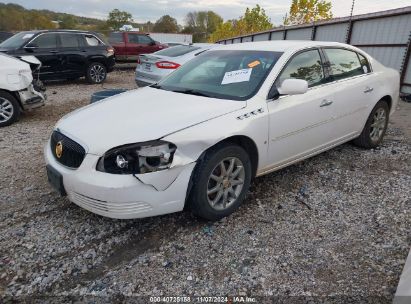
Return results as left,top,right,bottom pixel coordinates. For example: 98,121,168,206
86,62,107,84
353,100,389,149
188,144,252,221
0,91,20,127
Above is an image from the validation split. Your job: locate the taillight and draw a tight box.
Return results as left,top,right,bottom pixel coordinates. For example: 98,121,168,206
136,56,141,64
155,61,181,69
107,47,114,56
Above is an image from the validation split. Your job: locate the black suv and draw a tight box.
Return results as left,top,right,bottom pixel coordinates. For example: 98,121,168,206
0,30,115,84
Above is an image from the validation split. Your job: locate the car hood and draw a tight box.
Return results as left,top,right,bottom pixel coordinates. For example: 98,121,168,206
56,87,246,155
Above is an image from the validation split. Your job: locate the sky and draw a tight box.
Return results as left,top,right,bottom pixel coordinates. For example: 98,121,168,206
5,0,411,24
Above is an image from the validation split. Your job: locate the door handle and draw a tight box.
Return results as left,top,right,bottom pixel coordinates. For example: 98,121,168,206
49,50,59,53
364,87,374,93
320,100,333,107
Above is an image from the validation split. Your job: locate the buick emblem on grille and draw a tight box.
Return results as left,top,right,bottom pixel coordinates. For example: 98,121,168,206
55,141,63,159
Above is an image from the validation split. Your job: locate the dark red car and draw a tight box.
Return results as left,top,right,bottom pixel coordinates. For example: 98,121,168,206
108,32,167,62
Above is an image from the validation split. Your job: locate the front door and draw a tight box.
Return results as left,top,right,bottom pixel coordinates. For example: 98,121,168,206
24,33,61,80
265,49,337,171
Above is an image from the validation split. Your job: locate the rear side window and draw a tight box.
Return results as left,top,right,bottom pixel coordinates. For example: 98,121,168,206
60,34,80,48
358,53,371,74
154,45,201,57
109,32,123,44
84,35,101,46
324,48,363,80
30,33,58,48
276,49,325,87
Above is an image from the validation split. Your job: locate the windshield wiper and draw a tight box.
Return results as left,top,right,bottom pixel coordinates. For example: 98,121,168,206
171,89,212,97
150,83,162,89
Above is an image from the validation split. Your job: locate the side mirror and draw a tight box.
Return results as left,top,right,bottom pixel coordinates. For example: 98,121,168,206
24,43,38,51
277,79,308,96
149,41,156,46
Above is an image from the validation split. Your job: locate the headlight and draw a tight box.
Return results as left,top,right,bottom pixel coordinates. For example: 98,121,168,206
96,141,177,174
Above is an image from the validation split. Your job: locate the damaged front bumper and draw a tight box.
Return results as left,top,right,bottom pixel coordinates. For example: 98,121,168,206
45,142,195,219
19,83,46,110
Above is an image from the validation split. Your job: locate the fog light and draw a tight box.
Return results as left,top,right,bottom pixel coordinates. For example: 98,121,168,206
116,155,128,169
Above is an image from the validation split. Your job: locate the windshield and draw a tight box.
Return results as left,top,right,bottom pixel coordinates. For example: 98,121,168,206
154,45,201,57
154,50,283,100
0,32,36,49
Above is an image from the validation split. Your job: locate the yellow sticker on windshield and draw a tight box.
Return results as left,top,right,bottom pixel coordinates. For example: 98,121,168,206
248,60,261,68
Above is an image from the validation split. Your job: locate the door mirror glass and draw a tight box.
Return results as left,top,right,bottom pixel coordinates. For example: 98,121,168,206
277,79,308,96
24,43,38,49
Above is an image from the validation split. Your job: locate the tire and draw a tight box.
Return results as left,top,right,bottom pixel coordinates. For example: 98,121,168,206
353,100,389,149
0,91,20,127
86,62,107,84
188,144,252,221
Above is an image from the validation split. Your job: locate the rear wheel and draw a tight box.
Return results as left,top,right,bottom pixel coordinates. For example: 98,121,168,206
188,144,252,221
0,91,20,127
86,62,107,84
353,100,389,149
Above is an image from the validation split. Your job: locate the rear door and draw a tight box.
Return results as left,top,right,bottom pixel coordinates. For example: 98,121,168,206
58,33,84,78
321,48,374,138
109,32,126,61
24,33,61,79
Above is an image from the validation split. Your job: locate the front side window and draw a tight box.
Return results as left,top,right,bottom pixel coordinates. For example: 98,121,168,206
60,34,79,48
138,35,153,45
127,33,140,44
276,49,324,88
29,33,58,48
324,48,363,80
156,50,283,101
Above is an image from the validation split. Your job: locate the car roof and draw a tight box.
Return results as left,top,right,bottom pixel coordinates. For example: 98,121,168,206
19,29,98,35
217,40,351,52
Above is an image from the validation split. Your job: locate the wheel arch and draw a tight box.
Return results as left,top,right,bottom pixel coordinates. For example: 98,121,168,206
184,135,259,209
0,89,23,109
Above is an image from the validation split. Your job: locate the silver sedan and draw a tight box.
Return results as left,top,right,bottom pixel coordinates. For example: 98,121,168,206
135,43,217,87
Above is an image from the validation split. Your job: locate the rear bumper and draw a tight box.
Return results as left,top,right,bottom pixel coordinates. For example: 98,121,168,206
106,56,116,72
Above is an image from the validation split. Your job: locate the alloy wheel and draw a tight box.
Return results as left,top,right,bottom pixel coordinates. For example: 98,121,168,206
207,157,245,211
0,97,14,123
90,65,106,83
370,107,386,142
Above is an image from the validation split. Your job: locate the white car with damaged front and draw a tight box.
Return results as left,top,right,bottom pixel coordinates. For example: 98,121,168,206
45,41,399,220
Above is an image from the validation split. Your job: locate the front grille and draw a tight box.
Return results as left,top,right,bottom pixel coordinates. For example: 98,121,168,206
50,131,86,168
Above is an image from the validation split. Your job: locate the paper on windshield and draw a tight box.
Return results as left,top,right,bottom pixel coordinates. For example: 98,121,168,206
221,68,252,85
22,34,34,39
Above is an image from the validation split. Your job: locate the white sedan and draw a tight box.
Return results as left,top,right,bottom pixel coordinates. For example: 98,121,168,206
45,41,399,220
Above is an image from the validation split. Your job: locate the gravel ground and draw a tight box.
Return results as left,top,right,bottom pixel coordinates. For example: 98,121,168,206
0,70,410,302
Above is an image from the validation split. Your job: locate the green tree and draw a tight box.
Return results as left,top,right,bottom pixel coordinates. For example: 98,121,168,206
208,5,273,42
183,11,223,42
153,15,178,33
59,15,77,29
237,4,272,35
285,0,332,25
107,9,133,30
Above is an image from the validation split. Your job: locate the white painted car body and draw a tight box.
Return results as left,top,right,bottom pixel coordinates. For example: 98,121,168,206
45,41,399,219
0,53,45,110
135,43,217,87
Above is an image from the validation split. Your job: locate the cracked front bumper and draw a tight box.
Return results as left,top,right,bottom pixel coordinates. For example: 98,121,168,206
19,84,45,110
44,141,195,219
